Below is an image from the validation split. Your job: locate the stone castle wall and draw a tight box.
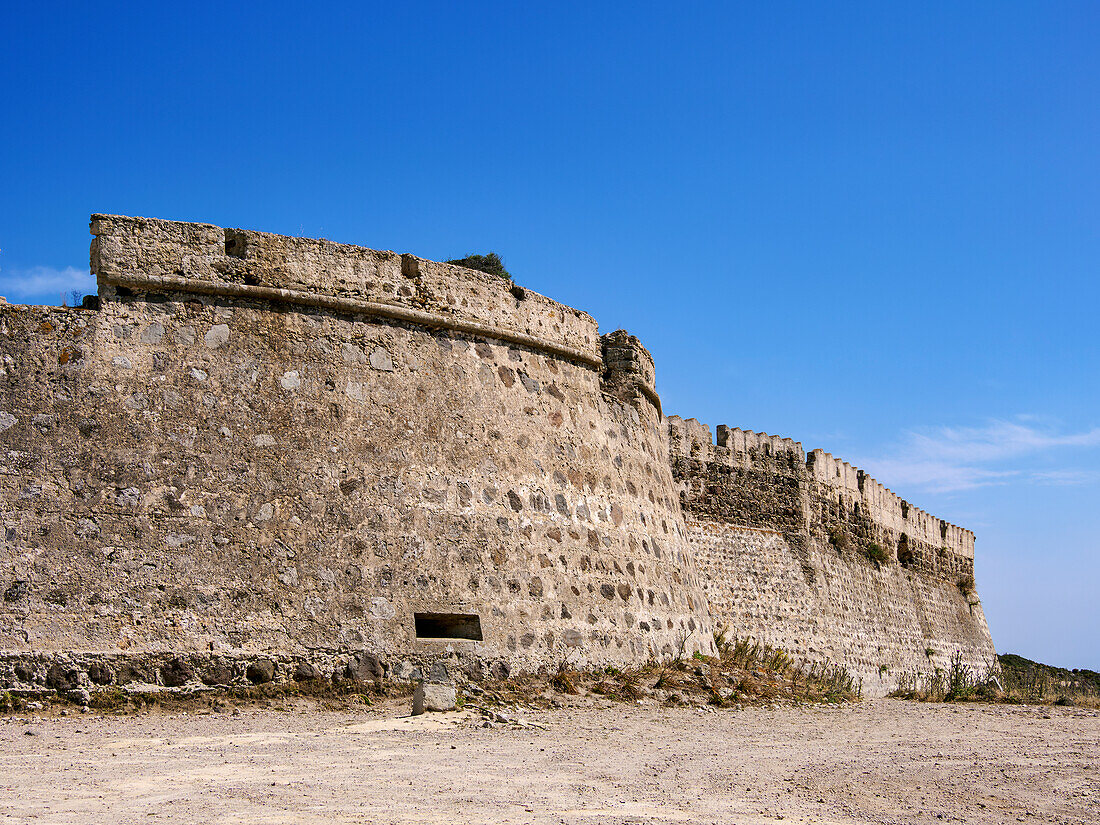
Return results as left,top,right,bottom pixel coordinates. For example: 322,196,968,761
0,216,715,691
0,215,995,694
668,417,996,696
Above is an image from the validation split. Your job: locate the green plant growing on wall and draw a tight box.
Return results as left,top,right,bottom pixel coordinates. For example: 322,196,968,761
446,252,511,280
865,542,889,565
957,574,976,595
827,527,849,552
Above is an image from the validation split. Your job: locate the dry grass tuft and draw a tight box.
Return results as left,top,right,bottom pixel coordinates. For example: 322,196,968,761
477,630,861,711
890,651,1100,709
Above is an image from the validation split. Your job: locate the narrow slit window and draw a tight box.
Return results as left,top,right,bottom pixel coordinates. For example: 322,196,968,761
414,612,483,641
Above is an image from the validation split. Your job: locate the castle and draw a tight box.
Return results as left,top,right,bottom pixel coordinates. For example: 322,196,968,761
0,216,995,696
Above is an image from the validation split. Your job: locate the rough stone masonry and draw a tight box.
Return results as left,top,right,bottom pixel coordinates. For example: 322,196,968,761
0,216,994,697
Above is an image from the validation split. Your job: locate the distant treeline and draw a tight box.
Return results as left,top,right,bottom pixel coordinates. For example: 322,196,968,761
892,651,1099,706
999,653,1100,696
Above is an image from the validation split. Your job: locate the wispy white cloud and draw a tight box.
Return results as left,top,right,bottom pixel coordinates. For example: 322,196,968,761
0,265,95,303
857,457,1017,493
904,421,1100,464
1030,469,1100,486
856,419,1100,493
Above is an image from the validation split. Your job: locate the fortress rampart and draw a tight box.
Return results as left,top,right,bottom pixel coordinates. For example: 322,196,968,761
669,419,976,564
669,417,995,695
0,215,994,695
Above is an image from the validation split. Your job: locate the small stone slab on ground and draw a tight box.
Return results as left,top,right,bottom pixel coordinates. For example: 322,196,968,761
412,682,457,714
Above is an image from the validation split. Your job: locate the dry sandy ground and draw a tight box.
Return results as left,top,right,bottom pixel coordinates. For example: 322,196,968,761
0,697,1096,825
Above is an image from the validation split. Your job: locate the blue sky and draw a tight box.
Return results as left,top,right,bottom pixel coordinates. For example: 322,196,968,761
2,2,1097,668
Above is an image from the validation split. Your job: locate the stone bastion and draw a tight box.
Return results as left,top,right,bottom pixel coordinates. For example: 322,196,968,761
0,215,994,695
0,215,715,690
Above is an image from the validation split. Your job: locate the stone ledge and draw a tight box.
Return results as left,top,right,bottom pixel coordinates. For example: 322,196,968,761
101,271,605,370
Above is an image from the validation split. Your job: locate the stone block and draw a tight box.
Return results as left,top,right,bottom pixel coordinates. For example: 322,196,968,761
411,681,457,715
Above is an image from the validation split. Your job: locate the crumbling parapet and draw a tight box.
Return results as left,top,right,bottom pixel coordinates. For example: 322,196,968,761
600,329,661,416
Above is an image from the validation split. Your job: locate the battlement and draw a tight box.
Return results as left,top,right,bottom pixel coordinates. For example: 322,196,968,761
807,449,974,559
669,417,974,561
667,416,713,460
90,214,602,367
669,417,805,471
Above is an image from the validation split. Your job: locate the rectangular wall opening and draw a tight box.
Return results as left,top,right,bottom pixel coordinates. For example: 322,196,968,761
414,612,483,641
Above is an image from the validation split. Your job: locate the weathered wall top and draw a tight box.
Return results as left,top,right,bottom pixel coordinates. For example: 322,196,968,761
90,214,601,367
600,330,661,415
667,416,974,559
806,448,973,558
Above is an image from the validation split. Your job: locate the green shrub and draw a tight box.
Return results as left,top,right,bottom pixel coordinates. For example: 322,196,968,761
866,542,889,564
89,687,128,711
446,252,510,280
946,651,974,700
713,625,734,656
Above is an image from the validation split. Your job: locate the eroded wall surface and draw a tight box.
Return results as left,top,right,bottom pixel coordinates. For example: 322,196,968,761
0,216,715,691
669,417,997,696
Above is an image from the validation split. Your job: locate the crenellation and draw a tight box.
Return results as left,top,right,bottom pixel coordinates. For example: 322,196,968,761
804,448,974,564
709,426,806,472
675,421,994,695
668,416,714,462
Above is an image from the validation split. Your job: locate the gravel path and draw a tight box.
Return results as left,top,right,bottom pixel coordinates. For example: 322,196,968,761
1,697,1096,824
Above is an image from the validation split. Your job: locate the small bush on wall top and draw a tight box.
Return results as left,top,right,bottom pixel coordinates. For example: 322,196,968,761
446,252,511,280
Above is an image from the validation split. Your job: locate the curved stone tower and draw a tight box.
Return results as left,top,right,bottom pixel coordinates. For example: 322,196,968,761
0,216,715,688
